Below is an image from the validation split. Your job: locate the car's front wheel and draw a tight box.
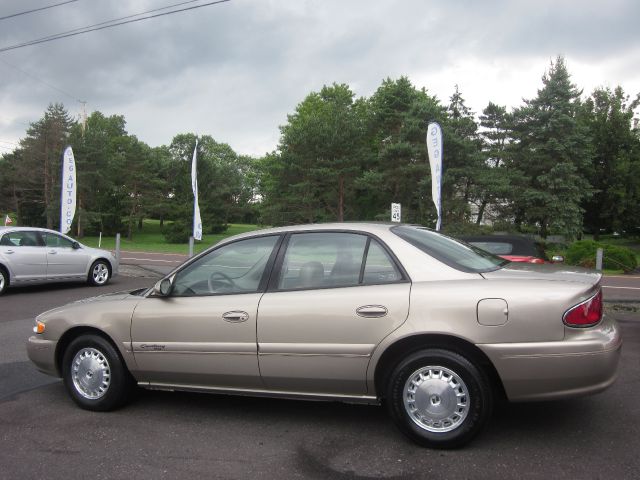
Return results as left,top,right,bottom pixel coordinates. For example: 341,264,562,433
386,349,492,449
62,334,134,411
0,266,8,295
88,260,111,286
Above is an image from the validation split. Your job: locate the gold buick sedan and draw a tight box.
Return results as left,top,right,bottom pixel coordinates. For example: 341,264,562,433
27,223,621,448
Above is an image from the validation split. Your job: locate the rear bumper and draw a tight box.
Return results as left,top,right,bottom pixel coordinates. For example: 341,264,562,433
479,317,622,401
26,336,59,377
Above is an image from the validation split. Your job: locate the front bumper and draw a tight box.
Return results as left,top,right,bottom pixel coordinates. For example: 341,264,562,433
26,336,59,377
479,316,622,402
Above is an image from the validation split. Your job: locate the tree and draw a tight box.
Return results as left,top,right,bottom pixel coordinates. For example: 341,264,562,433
261,83,369,224
11,104,74,228
475,102,516,225
67,112,129,235
581,86,640,237
440,85,485,228
359,77,444,224
508,57,592,238
164,134,251,241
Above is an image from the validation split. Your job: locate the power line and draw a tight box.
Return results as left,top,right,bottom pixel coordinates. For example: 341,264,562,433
0,58,81,102
26,0,208,45
0,0,231,54
0,0,80,21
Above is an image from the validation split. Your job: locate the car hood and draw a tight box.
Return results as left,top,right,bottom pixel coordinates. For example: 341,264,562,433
482,262,601,285
81,245,115,258
36,290,142,319
73,290,140,304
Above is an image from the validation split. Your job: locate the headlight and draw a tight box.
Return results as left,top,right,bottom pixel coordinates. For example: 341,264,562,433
33,321,45,334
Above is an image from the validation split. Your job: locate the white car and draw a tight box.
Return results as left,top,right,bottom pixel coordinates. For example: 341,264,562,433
0,226,118,294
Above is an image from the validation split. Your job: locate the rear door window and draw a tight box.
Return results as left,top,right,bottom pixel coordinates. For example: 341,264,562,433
277,232,404,290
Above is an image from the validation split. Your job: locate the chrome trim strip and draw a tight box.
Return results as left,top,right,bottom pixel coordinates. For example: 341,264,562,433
258,343,375,356
139,381,380,405
259,352,370,358
131,342,256,354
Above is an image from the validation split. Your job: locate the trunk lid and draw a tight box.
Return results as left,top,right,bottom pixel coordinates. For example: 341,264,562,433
482,262,601,286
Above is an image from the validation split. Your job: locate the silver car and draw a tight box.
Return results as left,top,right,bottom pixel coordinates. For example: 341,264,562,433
0,226,117,294
26,223,621,448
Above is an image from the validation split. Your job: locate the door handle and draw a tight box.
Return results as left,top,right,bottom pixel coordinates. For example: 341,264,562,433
356,305,388,318
222,311,249,323
48,250,57,254
5,249,14,254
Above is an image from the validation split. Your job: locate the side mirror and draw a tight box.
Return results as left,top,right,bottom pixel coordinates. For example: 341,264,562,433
72,241,81,250
152,277,174,297
551,255,564,263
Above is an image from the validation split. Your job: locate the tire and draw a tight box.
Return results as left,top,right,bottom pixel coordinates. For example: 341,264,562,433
62,334,135,411
385,349,493,449
0,266,8,295
88,260,111,286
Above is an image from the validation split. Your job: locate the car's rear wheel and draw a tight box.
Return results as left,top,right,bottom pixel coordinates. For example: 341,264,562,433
0,266,8,295
62,334,134,411
88,260,111,286
386,349,492,449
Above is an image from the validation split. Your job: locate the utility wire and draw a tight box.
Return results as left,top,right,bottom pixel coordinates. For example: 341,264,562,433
0,0,80,21
26,0,208,45
0,58,81,102
0,0,231,53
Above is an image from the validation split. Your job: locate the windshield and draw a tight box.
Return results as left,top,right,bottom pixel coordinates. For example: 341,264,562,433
391,226,508,273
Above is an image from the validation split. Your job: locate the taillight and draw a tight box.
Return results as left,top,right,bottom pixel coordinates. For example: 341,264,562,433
563,290,603,327
529,258,545,264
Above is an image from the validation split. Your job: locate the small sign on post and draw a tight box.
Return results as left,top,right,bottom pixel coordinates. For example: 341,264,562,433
391,203,401,223
596,248,603,271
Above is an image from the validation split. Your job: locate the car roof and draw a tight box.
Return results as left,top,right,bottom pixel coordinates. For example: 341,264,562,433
221,222,402,242
0,226,70,236
0,226,56,233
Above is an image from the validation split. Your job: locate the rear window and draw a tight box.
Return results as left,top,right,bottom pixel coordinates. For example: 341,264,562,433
469,241,513,255
391,226,507,273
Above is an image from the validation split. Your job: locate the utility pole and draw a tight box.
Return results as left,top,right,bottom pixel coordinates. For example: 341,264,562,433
79,100,87,134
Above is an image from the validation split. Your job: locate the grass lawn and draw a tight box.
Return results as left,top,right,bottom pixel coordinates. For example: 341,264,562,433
78,221,263,254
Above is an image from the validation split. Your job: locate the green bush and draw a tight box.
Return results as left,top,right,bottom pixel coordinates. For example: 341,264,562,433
565,240,637,272
208,223,228,234
163,220,191,244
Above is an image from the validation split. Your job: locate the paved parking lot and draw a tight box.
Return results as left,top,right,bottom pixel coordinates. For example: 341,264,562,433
1,272,639,479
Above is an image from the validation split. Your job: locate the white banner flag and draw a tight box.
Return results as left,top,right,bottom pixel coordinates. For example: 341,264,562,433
60,146,76,234
426,122,443,231
191,139,203,241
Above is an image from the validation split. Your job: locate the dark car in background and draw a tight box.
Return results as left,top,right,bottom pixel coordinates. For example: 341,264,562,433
459,235,563,264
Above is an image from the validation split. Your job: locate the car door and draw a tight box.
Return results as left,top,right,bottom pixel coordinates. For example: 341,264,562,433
257,231,411,396
43,232,89,279
0,230,47,282
130,234,281,389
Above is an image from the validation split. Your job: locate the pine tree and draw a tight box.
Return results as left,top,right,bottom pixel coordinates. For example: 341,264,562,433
509,57,592,238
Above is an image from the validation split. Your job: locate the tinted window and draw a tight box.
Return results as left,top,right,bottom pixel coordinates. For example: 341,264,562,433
363,240,402,284
278,233,367,290
277,232,404,290
392,226,506,273
2,231,43,247
172,235,279,296
469,241,513,255
44,233,74,248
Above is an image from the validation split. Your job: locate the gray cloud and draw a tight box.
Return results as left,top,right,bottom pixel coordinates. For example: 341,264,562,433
1,0,639,156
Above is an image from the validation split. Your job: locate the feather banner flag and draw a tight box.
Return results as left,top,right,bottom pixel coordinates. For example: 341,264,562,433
191,139,203,241
60,146,76,234
426,122,443,231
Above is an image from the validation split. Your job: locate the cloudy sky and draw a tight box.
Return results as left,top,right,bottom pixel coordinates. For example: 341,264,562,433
1,0,639,157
